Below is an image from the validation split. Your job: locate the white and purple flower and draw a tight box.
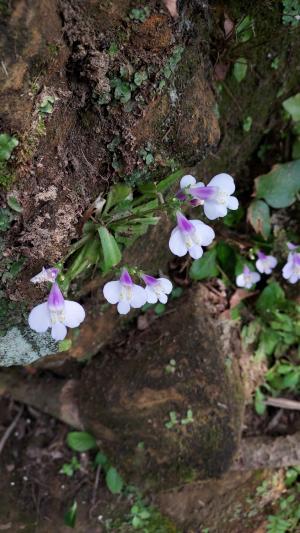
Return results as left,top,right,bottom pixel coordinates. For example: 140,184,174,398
169,211,215,259
28,282,85,341
236,266,261,289
103,269,146,314
142,274,172,304
282,249,300,284
179,173,239,220
30,267,59,284
255,251,277,275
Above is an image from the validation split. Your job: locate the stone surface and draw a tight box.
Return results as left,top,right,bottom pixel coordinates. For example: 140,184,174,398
79,285,244,490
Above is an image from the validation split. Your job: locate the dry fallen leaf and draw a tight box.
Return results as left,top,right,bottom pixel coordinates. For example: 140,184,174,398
230,288,257,308
163,0,178,18
224,12,235,38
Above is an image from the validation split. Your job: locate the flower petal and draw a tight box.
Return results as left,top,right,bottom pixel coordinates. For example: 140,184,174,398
252,272,261,284
209,173,235,194
51,323,67,341
191,220,215,245
289,274,299,284
282,262,293,279
269,256,277,268
158,293,168,304
64,300,86,328
203,201,227,220
130,285,147,308
227,195,239,210
103,281,121,304
189,244,203,259
236,274,245,287
158,278,173,294
145,286,158,304
180,174,197,188
255,259,264,273
28,302,51,333
117,301,131,314
169,228,188,257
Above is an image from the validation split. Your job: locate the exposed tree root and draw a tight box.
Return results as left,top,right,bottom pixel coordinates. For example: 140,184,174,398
1,368,300,472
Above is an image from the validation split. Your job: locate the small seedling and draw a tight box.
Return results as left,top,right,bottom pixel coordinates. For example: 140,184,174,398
59,456,81,477
181,409,194,425
165,411,178,429
165,359,176,374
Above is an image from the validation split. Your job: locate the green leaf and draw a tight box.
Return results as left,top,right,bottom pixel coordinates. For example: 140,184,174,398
154,303,165,315
247,199,271,240
157,169,183,193
64,501,77,528
103,184,132,214
98,227,122,270
0,133,19,161
233,58,248,83
0,207,13,231
7,196,23,213
236,15,254,42
134,70,148,86
58,338,72,352
189,248,218,280
282,93,300,121
254,388,266,416
255,160,300,208
216,241,236,277
105,466,124,494
94,452,109,470
243,116,252,132
223,206,245,227
66,431,97,452
255,282,285,317
64,236,101,283
39,95,55,114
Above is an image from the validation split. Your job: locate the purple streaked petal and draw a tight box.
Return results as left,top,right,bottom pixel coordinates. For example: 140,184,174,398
130,285,147,308
48,283,64,310
208,173,235,194
103,281,121,304
257,251,267,260
190,198,203,207
176,190,187,201
293,253,300,266
64,300,86,328
243,266,251,275
176,212,194,233
142,274,158,286
120,268,133,286
169,227,187,257
51,323,67,341
180,175,197,188
287,242,298,250
28,302,51,333
191,186,216,200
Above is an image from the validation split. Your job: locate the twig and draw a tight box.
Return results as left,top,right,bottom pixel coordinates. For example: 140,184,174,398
265,397,300,411
0,405,24,454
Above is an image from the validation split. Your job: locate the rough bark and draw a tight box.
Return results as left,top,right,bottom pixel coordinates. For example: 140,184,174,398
0,0,219,364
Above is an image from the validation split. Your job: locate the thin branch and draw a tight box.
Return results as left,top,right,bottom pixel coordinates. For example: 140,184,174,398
0,405,24,454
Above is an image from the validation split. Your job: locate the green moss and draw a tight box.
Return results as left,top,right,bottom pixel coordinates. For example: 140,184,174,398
0,161,15,189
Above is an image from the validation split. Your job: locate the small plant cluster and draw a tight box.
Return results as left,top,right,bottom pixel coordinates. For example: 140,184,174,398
0,132,18,188
28,170,240,339
266,467,300,533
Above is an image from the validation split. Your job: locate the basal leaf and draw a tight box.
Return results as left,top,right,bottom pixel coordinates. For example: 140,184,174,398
105,466,124,494
255,161,300,208
233,58,248,83
67,431,97,452
282,93,300,121
189,248,218,280
98,226,122,270
247,199,271,239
